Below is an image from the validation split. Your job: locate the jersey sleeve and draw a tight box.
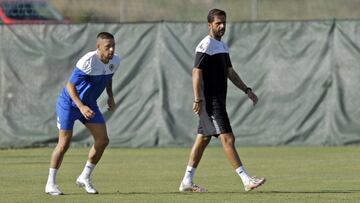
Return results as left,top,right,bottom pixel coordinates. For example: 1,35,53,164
194,52,210,70
112,55,121,73
226,53,232,68
69,68,88,85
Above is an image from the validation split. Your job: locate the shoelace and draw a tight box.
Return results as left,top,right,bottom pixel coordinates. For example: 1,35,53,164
85,179,94,188
250,176,264,185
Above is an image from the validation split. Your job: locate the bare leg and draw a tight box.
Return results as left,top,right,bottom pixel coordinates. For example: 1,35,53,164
220,133,266,191
75,123,109,194
187,134,211,167
84,123,109,165
179,134,211,192
50,130,73,169
46,130,72,195
219,133,243,169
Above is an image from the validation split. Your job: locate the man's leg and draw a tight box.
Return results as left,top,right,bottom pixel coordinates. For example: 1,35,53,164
76,123,109,194
220,133,265,191
45,130,73,195
84,123,109,164
219,133,242,169
179,134,211,192
187,134,211,168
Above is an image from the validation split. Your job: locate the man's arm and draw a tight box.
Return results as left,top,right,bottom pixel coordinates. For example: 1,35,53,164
66,82,95,119
227,67,258,105
228,67,248,92
106,80,115,111
192,68,203,114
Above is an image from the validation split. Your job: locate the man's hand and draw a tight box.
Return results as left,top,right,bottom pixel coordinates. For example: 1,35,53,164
193,101,202,115
79,105,95,120
107,97,116,111
247,91,258,106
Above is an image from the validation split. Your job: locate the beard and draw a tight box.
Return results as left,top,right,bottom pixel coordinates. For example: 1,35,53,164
218,29,225,36
108,54,114,59
211,29,225,39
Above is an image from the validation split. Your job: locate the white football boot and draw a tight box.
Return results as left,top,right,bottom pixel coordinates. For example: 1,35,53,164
244,176,266,191
76,176,98,194
45,184,64,196
179,182,208,192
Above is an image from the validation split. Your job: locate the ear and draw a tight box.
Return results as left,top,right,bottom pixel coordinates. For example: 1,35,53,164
208,23,211,29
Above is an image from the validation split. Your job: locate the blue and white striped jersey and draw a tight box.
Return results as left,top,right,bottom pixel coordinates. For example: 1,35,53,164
58,50,121,108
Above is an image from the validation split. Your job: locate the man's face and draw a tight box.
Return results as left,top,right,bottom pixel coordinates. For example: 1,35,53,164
97,38,115,61
208,15,226,39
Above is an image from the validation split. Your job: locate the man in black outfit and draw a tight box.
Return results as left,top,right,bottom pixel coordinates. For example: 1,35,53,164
179,9,266,192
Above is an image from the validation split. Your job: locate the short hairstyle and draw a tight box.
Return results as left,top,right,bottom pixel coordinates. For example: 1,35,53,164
97,32,114,40
207,9,226,23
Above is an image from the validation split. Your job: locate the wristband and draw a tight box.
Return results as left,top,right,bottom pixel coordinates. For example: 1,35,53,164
245,87,252,94
194,99,202,103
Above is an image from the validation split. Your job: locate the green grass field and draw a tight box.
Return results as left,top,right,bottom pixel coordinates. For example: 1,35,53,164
1,147,359,203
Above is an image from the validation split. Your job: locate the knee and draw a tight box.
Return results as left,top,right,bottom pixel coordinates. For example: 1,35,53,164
96,137,109,149
103,137,110,147
222,134,235,146
194,136,210,150
200,136,211,142
56,142,70,154
199,136,211,145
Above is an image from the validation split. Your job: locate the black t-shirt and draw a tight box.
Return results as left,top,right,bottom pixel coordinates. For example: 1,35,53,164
194,35,232,101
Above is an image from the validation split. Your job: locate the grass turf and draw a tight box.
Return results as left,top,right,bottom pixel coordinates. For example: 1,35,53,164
0,147,359,203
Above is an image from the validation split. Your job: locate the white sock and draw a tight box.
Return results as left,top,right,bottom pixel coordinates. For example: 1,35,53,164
47,168,58,185
79,161,96,179
235,166,250,185
182,166,196,185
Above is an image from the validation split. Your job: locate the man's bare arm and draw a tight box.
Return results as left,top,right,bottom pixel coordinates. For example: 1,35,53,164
227,67,258,105
66,82,95,119
106,80,115,111
228,67,249,93
192,68,203,114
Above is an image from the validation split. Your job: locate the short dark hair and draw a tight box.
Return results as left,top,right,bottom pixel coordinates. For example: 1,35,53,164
97,32,114,39
207,9,226,23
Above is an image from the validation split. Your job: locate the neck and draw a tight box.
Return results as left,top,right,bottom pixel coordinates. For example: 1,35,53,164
96,51,109,64
101,58,109,64
209,33,221,41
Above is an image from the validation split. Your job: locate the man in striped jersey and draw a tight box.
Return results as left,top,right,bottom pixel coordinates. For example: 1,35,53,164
45,32,120,195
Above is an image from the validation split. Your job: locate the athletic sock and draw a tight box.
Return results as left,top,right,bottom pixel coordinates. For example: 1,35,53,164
47,168,58,185
79,161,96,179
235,166,250,185
182,166,196,185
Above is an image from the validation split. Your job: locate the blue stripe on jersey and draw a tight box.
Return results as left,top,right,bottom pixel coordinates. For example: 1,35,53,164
60,67,113,108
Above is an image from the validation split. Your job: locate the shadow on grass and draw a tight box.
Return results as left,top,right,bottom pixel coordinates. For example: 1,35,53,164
258,190,360,194
67,191,180,196
71,189,360,196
